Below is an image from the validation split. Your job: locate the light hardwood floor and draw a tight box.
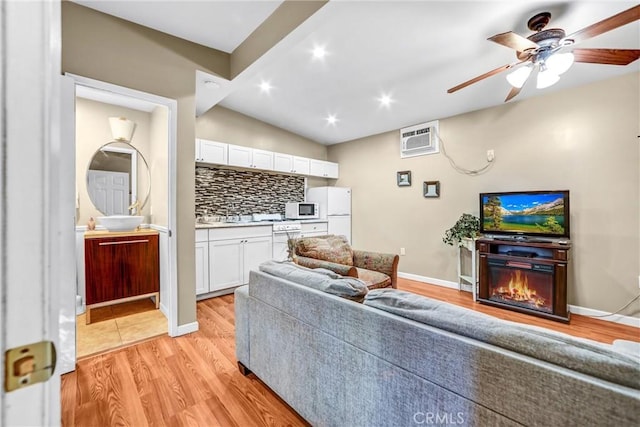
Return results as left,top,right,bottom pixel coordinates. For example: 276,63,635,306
61,278,639,426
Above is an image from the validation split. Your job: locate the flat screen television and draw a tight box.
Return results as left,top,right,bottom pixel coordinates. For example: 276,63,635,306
479,190,570,239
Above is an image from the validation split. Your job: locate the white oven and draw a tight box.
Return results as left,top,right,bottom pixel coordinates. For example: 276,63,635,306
272,222,302,261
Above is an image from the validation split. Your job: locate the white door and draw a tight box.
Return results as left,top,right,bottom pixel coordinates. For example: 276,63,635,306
87,170,130,215
329,216,352,244
328,187,351,215
1,0,63,424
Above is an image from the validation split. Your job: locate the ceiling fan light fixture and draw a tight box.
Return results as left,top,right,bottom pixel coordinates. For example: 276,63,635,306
536,65,560,89
506,65,533,88
546,52,575,75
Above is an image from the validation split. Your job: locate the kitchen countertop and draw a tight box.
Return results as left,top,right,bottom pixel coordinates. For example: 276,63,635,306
195,219,328,229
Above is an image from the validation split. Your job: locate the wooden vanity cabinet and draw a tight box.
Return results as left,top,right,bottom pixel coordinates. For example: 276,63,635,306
84,231,159,323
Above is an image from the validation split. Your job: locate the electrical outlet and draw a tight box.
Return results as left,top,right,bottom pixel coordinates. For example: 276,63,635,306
487,149,495,162
400,247,406,256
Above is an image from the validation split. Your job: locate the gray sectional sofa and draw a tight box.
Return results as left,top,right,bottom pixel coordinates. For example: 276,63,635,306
234,261,640,426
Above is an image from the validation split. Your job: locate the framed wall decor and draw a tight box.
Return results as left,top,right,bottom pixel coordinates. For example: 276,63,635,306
397,170,411,187
423,181,440,198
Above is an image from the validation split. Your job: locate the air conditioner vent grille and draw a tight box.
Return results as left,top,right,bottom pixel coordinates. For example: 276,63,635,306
400,120,439,158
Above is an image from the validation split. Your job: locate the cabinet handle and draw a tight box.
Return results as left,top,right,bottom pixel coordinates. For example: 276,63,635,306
99,239,149,246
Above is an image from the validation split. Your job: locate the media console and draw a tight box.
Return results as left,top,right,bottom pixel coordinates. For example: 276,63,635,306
477,238,571,323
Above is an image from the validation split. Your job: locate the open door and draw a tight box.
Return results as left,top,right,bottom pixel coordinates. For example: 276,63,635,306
0,0,69,424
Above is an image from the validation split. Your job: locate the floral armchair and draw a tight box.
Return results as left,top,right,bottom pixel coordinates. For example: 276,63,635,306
292,235,399,290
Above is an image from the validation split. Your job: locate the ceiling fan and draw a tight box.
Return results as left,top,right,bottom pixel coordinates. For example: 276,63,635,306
448,5,640,102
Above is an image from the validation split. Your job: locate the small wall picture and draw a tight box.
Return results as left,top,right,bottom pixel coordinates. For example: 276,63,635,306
397,171,411,187
423,181,440,198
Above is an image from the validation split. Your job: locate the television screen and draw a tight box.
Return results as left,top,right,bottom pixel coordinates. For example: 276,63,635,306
480,190,570,238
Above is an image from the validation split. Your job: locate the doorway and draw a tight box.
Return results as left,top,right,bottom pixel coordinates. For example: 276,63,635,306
63,74,179,370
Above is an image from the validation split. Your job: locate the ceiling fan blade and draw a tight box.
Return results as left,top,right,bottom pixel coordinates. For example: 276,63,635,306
565,5,640,44
573,48,640,65
504,86,522,102
448,63,517,94
488,31,539,52
504,67,535,102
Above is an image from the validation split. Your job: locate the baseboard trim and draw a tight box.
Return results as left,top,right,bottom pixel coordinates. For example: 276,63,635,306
398,271,640,329
568,305,640,328
398,272,458,290
172,321,199,337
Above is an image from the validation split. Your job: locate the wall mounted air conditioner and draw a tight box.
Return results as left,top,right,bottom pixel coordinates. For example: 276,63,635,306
400,120,439,158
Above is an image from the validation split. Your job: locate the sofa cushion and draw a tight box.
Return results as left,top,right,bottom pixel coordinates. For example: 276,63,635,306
355,267,391,290
364,289,640,389
259,260,367,300
296,235,354,266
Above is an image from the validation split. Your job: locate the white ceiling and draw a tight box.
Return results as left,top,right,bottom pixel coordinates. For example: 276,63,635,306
73,1,640,145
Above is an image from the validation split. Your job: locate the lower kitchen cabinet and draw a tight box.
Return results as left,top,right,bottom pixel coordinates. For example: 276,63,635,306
194,240,209,295
196,226,272,297
209,236,272,291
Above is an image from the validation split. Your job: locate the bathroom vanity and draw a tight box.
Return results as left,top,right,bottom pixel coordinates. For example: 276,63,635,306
84,229,160,323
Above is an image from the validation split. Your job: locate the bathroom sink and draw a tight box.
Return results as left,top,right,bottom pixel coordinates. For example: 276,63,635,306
97,215,144,232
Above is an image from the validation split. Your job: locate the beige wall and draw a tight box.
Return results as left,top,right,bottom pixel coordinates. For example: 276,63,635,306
63,2,230,326
149,106,169,226
75,98,152,225
196,106,329,187
329,73,640,317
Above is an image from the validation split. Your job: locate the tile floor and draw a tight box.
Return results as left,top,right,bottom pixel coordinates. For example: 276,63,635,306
76,298,167,359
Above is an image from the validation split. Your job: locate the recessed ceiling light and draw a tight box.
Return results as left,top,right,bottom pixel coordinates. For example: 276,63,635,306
312,45,327,60
378,94,393,107
204,80,220,89
259,81,273,93
326,114,338,125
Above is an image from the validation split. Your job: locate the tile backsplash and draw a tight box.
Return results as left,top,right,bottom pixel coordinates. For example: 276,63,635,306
195,166,305,217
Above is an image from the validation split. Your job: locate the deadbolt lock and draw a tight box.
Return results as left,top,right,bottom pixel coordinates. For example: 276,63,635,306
4,341,56,392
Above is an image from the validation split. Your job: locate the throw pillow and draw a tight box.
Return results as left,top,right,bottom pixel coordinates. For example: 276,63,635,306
296,235,354,266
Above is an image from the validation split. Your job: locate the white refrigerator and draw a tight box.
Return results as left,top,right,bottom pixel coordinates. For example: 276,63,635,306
306,186,352,243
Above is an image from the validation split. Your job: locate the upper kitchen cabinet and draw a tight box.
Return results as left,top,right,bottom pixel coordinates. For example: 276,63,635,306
196,139,227,165
228,144,274,170
309,159,339,179
274,153,310,175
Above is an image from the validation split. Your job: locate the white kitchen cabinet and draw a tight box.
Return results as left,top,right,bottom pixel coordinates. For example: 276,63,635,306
196,139,227,164
274,153,311,175
194,241,209,295
209,236,272,291
293,156,311,175
228,144,274,170
228,144,252,168
197,225,272,297
309,159,339,179
251,148,274,170
209,239,243,291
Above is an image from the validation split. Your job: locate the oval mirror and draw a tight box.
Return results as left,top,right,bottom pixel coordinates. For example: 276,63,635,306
86,141,150,216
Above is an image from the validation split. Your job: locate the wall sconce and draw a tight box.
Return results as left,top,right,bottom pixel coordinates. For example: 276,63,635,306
109,117,136,142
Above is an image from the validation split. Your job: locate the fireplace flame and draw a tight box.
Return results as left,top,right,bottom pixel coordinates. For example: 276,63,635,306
493,270,546,307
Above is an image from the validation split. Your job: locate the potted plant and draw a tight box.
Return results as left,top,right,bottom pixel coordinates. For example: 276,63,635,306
443,213,480,247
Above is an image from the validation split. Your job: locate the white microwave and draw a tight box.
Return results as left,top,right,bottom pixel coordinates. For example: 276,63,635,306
285,202,319,219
